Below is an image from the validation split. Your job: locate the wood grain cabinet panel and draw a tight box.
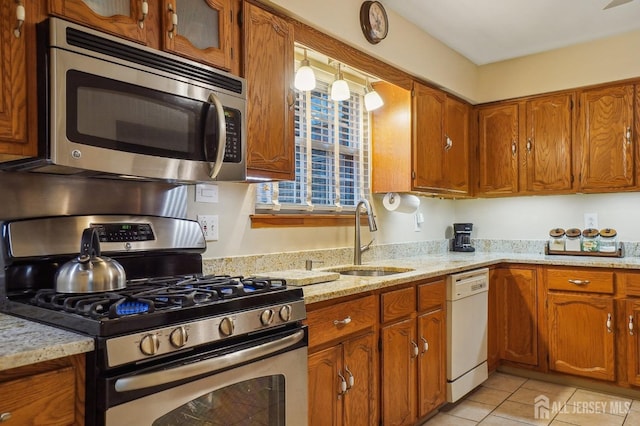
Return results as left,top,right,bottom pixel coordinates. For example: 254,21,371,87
548,292,615,381
244,3,295,180
308,345,342,426
546,268,614,294
577,84,635,191
417,309,445,417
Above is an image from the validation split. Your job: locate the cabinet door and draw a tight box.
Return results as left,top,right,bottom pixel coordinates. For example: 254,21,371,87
417,309,445,418
308,345,342,426
548,292,615,381
0,0,30,154
412,82,445,192
495,268,538,366
578,84,635,191
487,269,500,371
478,103,519,195
343,333,378,426
626,299,640,386
49,0,153,45
444,96,470,195
525,94,574,192
244,3,295,180
381,318,417,426
161,0,233,71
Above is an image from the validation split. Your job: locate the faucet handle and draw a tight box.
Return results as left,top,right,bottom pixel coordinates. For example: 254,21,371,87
305,259,324,271
361,238,375,252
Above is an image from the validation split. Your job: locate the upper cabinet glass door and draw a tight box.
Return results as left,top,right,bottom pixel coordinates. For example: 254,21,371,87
162,0,233,71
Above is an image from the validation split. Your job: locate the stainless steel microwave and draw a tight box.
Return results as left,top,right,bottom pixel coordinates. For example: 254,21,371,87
8,18,246,183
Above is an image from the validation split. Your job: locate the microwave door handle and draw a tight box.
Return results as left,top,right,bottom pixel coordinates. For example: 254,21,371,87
204,92,227,179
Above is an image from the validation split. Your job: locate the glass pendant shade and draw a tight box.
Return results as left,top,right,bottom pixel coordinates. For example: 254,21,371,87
294,50,316,91
364,89,384,111
330,64,350,101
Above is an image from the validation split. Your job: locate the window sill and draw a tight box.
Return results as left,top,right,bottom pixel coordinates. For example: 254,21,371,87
250,214,361,228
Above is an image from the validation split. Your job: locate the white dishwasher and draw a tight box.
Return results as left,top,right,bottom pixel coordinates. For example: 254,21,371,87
446,268,489,403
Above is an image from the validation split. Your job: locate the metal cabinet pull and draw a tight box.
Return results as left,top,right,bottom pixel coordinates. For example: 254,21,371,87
139,0,149,29
167,4,178,38
421,336,429,354
14,1,25,38
333,316,351,326
410,340,419,358
0,413,12,423
606,313,613,333
444,136,453,151
337,370,348,395
345,366,355,388
626,126,632,145
526,138,533,153
630,315,634,336
568,279,590,286
511,140,517,156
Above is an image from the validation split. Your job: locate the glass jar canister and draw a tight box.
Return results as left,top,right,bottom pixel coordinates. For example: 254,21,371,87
582,228,600,252
599,228,618,253
565,228,582,251
549,228,566,251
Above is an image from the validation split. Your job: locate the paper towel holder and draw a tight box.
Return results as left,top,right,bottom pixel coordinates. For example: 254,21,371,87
382,192,420,214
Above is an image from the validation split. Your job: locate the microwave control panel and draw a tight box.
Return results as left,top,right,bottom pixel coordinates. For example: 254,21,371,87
224,108,242,163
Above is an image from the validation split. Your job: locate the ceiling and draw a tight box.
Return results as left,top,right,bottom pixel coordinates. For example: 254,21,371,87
381,0,640,65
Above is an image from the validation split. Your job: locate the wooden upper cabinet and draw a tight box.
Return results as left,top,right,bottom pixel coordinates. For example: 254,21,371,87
49,0,155,46
524,93,574,192
577,84,635,191
161,0,233,71
412,82,470,196
244,3,295,180
371,81,412,193
0,0,34,157
477,103,519,195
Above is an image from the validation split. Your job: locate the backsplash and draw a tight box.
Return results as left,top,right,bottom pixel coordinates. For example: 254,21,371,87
202,238,640,276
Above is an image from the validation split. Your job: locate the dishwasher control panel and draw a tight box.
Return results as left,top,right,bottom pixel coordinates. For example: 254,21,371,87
447,268,489,300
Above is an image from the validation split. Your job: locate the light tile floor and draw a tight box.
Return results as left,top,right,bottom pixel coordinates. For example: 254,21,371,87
423,372,640,425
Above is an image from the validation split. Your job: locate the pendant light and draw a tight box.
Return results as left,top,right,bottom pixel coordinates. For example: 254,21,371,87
330,63,350,101
364,79,384,111
294,49,316,91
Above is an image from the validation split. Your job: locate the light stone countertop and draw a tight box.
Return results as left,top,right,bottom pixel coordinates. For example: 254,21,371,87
299,251,640,304
0,312,94,372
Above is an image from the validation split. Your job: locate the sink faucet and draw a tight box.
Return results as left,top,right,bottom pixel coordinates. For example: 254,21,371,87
354,199,377,265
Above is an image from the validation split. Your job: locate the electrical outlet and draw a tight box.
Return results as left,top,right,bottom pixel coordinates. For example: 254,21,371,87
197,215,219,241
584,213,598,229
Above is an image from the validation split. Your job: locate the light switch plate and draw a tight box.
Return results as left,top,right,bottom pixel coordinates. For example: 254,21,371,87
195,184,218,203
197,215,219,241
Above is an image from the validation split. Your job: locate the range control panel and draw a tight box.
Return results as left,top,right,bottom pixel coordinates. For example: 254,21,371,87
91,223,155,242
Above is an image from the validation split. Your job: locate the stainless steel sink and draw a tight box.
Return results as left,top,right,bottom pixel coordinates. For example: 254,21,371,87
329,266,414,277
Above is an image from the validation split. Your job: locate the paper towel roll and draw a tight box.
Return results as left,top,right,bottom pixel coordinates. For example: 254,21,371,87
382,192,420,213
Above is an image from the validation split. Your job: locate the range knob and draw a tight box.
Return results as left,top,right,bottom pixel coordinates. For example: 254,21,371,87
260,309,275,326
219,317,235,337
139,333,160,356
169,326,188,348
279,305,292,322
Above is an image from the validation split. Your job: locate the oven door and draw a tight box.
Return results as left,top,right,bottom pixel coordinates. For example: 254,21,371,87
47,29,246,182
104,328,307,426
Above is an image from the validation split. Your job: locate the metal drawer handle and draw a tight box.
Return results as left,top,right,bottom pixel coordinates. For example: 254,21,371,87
444,136,453,151
607,313,613,333
139,0,148,29
411,340,419,358
0,413,12,423
167,3,178,38
337,370,348,395
333,316,351,326
626,126,632,145
345,365,355,389
630,315,634,336
14,1,25,38
421,336,429,354
526,138,533,153
511,140,517,156
568,279,590,286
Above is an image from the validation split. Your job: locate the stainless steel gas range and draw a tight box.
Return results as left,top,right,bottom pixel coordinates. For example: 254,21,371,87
1,215,308,426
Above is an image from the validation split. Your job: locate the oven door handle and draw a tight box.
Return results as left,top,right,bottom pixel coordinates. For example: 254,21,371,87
204,92,227,179
114,329,305,392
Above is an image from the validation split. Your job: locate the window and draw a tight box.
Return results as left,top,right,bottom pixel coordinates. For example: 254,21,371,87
256,57,370,213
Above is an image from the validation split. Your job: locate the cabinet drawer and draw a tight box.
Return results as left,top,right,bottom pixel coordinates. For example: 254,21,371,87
307,295,377,349
381,286,416,323
546,268,614,294
418,279,445,312
623,272,640,297
0,366,76,425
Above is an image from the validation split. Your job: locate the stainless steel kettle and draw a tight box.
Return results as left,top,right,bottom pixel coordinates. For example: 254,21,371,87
55,228,126,293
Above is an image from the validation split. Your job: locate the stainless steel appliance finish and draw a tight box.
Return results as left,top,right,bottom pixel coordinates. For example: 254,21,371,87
1,215,307,426
446,268,489,402
5,18,247,183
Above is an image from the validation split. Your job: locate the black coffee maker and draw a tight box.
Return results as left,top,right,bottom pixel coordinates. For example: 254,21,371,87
452,223,475,252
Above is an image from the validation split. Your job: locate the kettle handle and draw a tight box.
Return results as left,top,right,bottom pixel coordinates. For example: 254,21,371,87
80,228,101,259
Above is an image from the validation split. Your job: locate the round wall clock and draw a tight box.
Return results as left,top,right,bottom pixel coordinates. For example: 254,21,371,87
360,1,389,44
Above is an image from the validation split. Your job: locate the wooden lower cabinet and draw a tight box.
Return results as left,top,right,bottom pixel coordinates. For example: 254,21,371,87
417,309,446,417
547,292,615,381
308,332,377,426
626,299,640,387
